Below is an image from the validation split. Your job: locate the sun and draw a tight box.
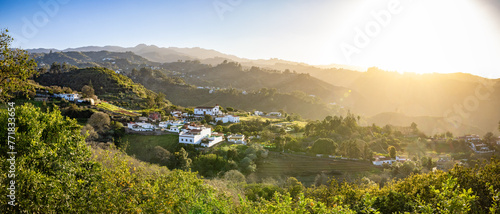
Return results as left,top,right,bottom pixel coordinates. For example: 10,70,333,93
342,0,500,77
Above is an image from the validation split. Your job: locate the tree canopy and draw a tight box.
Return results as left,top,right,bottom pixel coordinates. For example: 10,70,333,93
312,138,337,155
0,29,38,102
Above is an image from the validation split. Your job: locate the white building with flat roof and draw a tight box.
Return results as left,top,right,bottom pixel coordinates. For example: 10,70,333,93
55,93,81,101
127,122,154,131
194,105,221,116
227,134,246,144
214,115,240,123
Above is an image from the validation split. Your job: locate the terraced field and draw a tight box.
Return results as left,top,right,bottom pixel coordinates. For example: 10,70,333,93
97,102,140,117
255,152,380,186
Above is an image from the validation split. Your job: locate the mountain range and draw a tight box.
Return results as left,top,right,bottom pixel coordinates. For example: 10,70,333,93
28,45,500,136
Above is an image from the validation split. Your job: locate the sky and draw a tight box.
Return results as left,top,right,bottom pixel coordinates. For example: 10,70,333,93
1,0,500,78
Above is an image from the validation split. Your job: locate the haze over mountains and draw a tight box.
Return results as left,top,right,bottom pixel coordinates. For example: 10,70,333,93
28,45,500,136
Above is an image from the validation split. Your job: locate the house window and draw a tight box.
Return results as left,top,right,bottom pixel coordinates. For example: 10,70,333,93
190,139,192,142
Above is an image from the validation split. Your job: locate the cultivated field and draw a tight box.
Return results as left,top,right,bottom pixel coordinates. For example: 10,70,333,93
254,152,380,186
97,102,141,117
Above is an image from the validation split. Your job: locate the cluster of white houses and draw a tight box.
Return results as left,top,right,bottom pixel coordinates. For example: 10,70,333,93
35,91,97,105
372,156,406,166
170,105,241,124
456,134,496,153
254,111,282,117
127,105,246,148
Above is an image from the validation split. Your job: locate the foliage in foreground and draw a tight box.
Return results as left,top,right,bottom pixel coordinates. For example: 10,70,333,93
0,104,499,213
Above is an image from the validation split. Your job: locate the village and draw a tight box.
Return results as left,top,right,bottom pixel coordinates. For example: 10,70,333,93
126,104,249,147
38,89,500,167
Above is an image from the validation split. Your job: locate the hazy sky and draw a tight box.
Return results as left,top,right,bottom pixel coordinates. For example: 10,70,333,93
2,0,500,78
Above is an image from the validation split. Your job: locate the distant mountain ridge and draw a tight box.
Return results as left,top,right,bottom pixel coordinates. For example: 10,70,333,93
28,45,500,136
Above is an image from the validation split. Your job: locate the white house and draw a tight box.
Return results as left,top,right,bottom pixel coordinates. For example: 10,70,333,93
227,115,240,123
203,133,224,147
55,93,81,101
159,120,185,128
168,125,183,133
179,126,212,145
159,121,169,128
214,115,240,124
214,116,229,123
496,137,500,145
372,156,405,166
267,112,282,117
457,134,481,143
194,105,221,116
161,120,187,133
178,125,223,147
127,122,154,131
227,134,246,144
254,111,264,116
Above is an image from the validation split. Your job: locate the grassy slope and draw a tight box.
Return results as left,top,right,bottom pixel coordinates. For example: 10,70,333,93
123,134,179,162
34,67,163,109
96,102,140,117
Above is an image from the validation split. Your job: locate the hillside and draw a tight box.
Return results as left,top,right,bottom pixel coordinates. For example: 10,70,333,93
31,51,357,105
28,46,500,135
161,61,358,104
129,68,339,119
32,50,157,71
34,67,165,109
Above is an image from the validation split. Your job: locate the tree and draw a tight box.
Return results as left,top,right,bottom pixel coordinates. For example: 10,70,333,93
483,132,495,145
312,138,337,155
87,112,111,133
410,122,418,130
214,125,223,133
174,148,191,171
81,85,95,98
81,124,98,142
146,94,155,108
50,62,61,74
226,107,234,112
154,92,165,107
285,177,304,199
388,146,397,159
274,134,286,151
239,157,256,174
204,114,213,122
151,146,171,166
0,103,94,211
0,29,38,102
223,170,246,183
362,143,373,160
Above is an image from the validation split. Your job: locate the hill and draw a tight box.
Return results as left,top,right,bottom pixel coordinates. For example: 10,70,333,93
128,67,339,119
28,46,500,135
34,67,165,109
160,61,358,104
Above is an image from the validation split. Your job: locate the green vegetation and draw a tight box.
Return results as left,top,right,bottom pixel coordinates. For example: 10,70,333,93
97,102,140,117
0,29,38,102
165,60,352,104
2,33,498,212
128,66,338,120
123,134,179,162
35,66,168,109
2,103,500,213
